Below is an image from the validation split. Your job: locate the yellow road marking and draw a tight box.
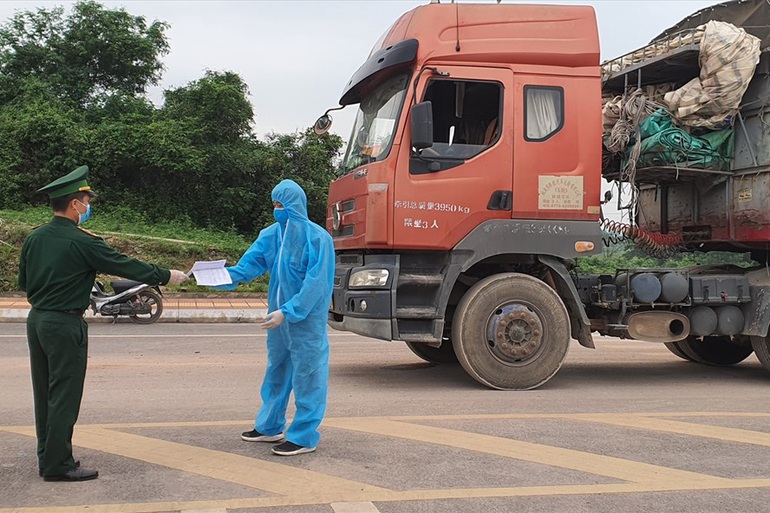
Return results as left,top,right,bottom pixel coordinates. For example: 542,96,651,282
324,418,728,486
6,479,770,513
4,412,770,429
2,426,387,497
5,413,770,512
573,413,770,447
382,412,770,421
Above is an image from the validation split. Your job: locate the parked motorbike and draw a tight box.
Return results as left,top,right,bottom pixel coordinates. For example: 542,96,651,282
90,279,164,324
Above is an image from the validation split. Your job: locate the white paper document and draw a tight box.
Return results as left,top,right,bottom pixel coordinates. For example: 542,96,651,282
188,260,232,286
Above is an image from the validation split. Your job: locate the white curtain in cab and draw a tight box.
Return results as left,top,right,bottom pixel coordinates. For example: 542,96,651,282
526,88,561,140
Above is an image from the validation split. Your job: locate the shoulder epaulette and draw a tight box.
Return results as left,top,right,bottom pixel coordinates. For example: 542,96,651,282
76,227,103,239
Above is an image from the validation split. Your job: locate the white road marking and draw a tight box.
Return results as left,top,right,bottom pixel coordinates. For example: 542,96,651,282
0,333,361,338
331,502,382,513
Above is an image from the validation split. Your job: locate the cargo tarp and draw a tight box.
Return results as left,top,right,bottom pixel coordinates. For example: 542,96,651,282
627,109,734,169
664,20,760,129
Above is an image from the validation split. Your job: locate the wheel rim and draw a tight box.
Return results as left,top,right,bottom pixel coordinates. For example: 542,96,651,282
129,293,162,323
133,297,156,316
485,303,544,364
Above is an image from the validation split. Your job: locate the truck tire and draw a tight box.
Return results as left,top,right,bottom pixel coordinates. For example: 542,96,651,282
405,341,458,364
664,342,694,362
678,335,753,366
452,273,570,390
750,335,770,372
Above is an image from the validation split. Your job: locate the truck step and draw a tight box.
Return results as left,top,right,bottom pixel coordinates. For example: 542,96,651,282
399,333,441,343
395,306,439,319
398,273,444,286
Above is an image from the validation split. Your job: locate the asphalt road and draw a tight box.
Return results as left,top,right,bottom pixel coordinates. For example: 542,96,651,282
3,323,770,513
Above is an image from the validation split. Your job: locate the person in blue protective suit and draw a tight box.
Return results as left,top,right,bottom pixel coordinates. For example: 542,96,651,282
217,179,335,456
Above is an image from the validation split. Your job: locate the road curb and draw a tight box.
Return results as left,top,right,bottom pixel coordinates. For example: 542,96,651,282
0,308,268,323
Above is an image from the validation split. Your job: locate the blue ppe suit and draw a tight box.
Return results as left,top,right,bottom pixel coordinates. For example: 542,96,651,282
221,180,335,448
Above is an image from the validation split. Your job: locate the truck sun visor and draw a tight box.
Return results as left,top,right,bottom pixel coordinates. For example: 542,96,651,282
339,39,418,106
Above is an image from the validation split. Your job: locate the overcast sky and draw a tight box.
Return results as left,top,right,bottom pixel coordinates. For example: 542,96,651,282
0,0,720,141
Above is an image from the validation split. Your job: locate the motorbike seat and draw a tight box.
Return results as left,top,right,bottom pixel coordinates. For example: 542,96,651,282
111,279,145,294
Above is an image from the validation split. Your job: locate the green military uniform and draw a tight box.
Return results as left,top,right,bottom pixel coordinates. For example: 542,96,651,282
18,166,171,478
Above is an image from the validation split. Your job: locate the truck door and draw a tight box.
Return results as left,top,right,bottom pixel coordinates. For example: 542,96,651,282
511,73,601,221
393,66,514,251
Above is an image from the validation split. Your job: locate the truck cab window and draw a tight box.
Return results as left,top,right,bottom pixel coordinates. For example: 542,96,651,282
341,72,410,174
524,85,563,141
421,79,502,160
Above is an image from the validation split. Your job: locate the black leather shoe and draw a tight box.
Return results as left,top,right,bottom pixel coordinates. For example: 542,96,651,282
43,467,98,482
40,459,79,477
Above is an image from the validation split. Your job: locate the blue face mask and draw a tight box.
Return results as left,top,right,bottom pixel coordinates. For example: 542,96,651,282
274,207,288,224
76,201,92,225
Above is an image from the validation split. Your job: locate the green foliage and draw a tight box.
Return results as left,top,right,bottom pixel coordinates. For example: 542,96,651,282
0,0,169,106
0,207,267,293
575,241,755,275
256,129,343,227
0,78,86,205
0,1,343,239
163,71,253,143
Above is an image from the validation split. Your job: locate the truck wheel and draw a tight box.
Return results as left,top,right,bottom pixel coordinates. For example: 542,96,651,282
678,335,753,366
452,273,570,390
750,335,770,372
405,341,458,364
664,342,694,362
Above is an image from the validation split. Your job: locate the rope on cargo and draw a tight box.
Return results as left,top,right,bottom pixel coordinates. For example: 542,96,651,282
604,90,665,213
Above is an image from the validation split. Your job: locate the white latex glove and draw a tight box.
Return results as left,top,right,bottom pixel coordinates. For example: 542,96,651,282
260,310,285,330
167,269,189,286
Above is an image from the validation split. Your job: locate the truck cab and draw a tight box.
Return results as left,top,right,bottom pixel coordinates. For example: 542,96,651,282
317,0,770,390
321,3,604,390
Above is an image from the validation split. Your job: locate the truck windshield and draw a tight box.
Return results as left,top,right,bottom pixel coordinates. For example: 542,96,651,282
340,72,409,174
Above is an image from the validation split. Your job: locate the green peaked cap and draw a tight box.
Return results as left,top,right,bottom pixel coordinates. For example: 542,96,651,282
37,165,93,199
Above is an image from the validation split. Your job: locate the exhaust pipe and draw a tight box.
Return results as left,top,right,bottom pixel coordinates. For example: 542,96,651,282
626,311,690,343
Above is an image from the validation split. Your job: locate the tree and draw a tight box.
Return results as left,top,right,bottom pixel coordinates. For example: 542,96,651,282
0,78,86,205
0,1,169,106
0,2,343,239
163,71,253,143
256,129,343,228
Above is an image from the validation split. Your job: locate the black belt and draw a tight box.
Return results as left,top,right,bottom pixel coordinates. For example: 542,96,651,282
33,308,85,317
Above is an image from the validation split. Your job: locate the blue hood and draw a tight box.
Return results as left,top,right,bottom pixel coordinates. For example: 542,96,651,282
271,179,309,223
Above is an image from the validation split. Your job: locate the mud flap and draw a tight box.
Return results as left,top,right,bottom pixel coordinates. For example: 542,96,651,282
537,255,595,348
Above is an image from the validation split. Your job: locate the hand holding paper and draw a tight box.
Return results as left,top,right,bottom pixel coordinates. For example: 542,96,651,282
167,270,189,285
188,260,233,286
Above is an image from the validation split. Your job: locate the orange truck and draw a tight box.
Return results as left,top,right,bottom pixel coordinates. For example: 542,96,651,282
314,1,770,389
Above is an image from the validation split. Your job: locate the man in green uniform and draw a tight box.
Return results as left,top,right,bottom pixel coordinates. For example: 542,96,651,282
18,165,188,482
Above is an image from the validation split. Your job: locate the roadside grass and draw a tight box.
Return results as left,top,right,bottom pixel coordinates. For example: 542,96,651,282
0,206,267,294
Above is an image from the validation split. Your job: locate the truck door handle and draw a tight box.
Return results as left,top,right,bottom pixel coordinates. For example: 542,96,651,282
487,190,512,211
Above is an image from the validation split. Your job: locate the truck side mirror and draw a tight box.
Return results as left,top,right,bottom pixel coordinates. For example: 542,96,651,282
313,114,333,135
411,101,434,150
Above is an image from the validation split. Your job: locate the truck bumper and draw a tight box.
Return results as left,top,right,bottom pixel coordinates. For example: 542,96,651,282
328,255,398,341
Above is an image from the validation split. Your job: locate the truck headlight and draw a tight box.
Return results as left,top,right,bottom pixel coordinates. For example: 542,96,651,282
349,269,389,288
